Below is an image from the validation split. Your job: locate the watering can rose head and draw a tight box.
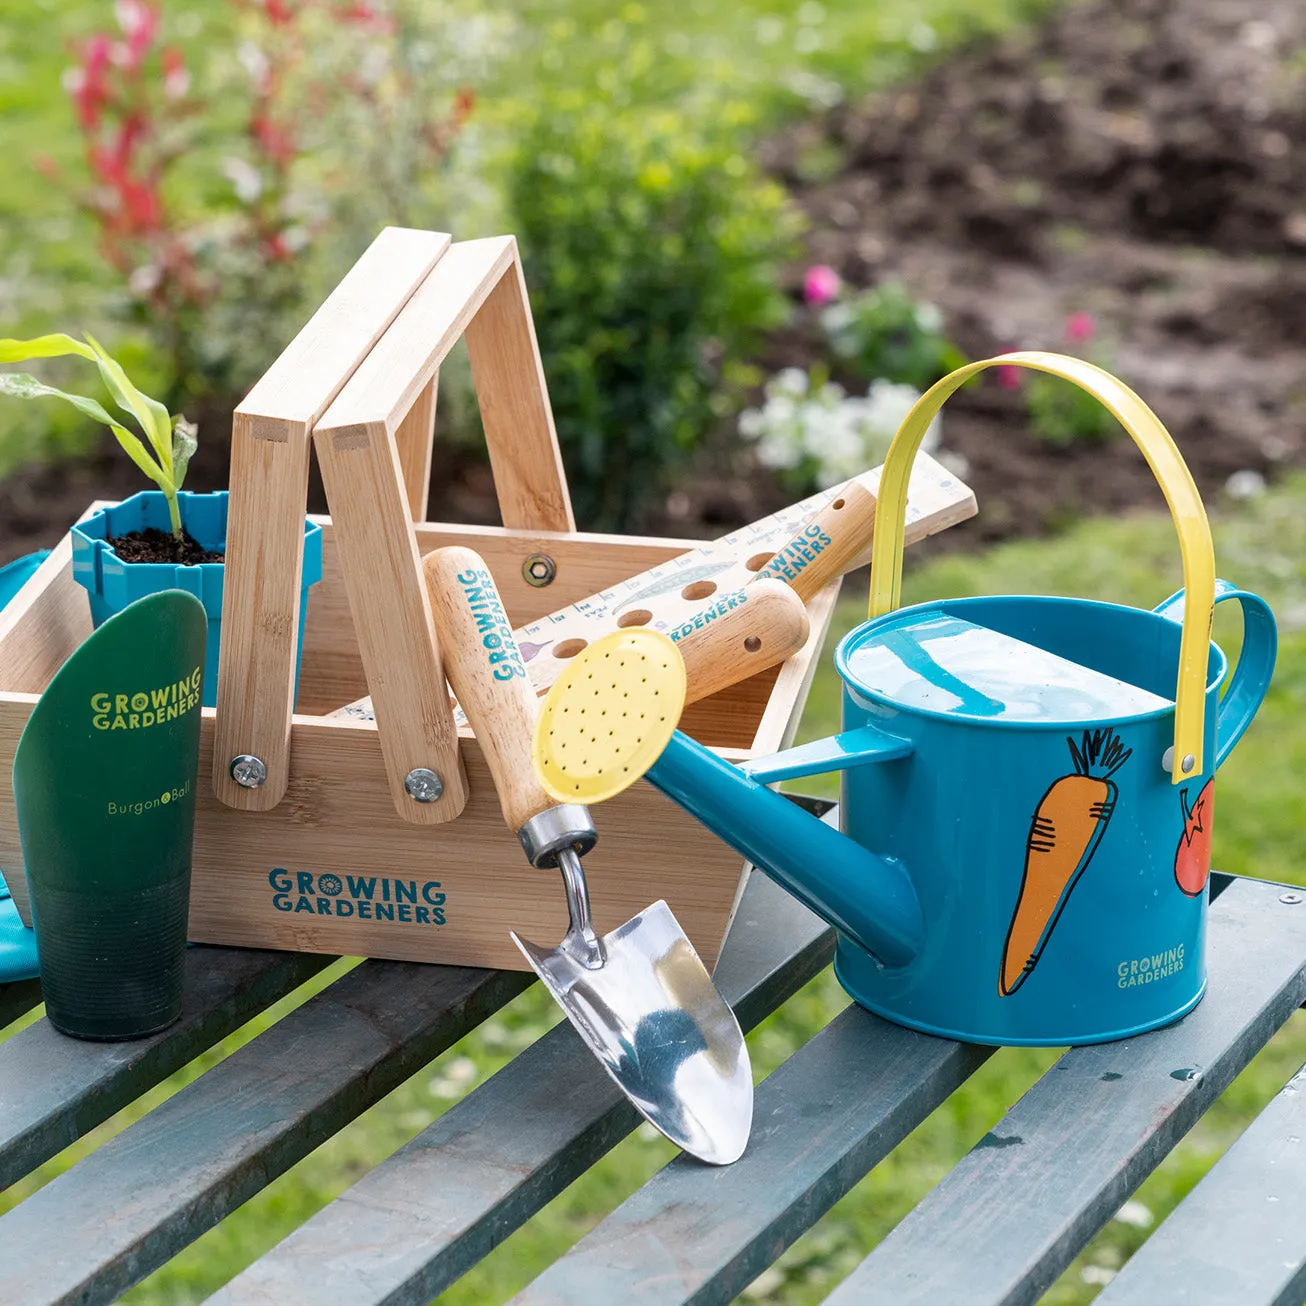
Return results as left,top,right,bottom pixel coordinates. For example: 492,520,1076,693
0,332,197,540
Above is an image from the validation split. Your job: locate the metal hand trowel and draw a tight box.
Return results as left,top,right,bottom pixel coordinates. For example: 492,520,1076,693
424,547,752,1165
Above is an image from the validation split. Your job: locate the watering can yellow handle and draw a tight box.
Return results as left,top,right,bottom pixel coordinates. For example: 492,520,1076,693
867,351,1215,783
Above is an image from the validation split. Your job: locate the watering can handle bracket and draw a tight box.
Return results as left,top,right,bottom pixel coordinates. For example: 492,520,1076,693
742,722,913,786
1154,581,1278,771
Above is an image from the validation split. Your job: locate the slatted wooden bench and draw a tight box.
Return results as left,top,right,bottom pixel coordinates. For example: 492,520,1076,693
2,803,1305,1305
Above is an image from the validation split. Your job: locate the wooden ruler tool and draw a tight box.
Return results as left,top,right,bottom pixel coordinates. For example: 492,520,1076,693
329,450,975,724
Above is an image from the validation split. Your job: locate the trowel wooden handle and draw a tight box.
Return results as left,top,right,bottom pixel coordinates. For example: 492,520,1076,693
754,470,878,602
424,545,553,832
675,578,811,704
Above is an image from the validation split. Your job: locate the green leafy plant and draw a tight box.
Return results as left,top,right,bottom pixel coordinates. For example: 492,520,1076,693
1020,312,1124,448
507,47,801,531
0,333,195,538
820,281,965,391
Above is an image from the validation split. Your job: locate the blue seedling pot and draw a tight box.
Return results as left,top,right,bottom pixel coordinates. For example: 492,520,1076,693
70,490,323,709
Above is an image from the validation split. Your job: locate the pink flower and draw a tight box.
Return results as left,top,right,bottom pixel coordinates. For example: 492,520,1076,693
1065,311,1095,345
162,47,191,100
994,354,1024,391
803,264,842,307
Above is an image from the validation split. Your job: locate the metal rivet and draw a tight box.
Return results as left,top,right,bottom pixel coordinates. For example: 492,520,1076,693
523,554,556,588
1161,746,1175,774
404,768,443,803
1280,893,1302,906
230,755,267,789
1181,753,1196,774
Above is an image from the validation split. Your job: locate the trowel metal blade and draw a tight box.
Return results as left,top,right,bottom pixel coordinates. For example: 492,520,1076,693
511,900,752,1165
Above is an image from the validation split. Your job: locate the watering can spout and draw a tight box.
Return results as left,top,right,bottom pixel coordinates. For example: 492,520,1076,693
646,731,924,969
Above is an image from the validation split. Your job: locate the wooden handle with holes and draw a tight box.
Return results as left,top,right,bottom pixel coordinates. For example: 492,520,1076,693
674,579,811,705
424,545,554,832
754,470,878,602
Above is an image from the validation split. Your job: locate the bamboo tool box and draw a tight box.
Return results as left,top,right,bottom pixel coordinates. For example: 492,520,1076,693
0,228,977,972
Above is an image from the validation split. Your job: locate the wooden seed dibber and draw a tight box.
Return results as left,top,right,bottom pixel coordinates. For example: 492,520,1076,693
668,578,809,706
752,468,879,602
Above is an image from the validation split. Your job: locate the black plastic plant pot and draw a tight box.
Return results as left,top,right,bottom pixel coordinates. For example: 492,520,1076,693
13,590,207,1040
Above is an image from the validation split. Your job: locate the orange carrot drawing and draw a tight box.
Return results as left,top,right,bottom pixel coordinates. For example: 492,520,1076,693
999,728,1132,996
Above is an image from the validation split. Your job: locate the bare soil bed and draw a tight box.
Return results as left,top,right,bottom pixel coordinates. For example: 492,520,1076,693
758,0,1306,542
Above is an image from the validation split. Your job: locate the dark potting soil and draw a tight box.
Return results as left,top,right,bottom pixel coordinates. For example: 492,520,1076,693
3,0,1305,566
106,527,224,566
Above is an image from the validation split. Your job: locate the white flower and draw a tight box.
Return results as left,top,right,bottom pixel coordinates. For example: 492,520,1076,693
1113,1200,1154,1229
222,157,263,203
908,21,938,51
1225,469,1267,500
738,408,766,440
914,301,944,333
1080,1266,1117,1287
427,1055,477,1099
819,302,854,336
237,40,270,87
772,367,810,397
863,379,939,451
762,394,798,428
128,264,161,296
756,429,802,470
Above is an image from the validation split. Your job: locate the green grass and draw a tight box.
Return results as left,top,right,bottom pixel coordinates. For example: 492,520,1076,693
6,476,1305,1303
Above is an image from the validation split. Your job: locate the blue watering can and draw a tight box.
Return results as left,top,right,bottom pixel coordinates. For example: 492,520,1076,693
585,356,1277,1047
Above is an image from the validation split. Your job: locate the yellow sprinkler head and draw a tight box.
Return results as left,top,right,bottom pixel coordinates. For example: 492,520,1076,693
533,628,687,807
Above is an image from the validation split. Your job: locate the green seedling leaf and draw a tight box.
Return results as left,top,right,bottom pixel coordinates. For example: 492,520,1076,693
171,415,197,490
0,372,173,494
84,333,174,472
0,333,98,365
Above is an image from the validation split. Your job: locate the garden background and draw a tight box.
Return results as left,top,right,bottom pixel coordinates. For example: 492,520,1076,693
2,0,1306,1300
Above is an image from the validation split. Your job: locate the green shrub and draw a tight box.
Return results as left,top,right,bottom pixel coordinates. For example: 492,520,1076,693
819,281,965,391
507,74,800,531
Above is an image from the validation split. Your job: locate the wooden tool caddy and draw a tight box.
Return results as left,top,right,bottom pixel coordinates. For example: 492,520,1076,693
0,228,853,972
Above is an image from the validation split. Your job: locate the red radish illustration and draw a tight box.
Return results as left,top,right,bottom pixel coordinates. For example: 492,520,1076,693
1174,778,1214,897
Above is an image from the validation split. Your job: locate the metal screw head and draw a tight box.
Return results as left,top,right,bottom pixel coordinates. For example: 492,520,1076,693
1181,753,1196,774
523,553,557,588
230,755,268,789
404,768,444,803
1280,892,1303,906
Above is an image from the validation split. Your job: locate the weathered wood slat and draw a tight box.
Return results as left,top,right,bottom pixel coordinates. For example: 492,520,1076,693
1097,1059,1306,1306
0,946,334,1188
207,870,836,1306
0,958,532,1306
511,1004,994,1306
0,976,41,1030
822,877,1306,1306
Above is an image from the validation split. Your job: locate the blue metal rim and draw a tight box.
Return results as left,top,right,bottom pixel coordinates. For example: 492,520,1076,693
834,593,1230,734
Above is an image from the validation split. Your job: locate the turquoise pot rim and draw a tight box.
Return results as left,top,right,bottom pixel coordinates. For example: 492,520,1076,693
834,592,1230,735
70,490,323,615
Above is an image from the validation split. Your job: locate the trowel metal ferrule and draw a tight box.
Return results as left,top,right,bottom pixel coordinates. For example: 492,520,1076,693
517,804,598,868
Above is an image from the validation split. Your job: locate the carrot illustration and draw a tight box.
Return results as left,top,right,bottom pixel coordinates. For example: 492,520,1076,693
999,728,1132,996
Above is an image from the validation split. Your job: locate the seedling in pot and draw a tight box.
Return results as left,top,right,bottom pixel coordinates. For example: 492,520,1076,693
0,332,208,562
